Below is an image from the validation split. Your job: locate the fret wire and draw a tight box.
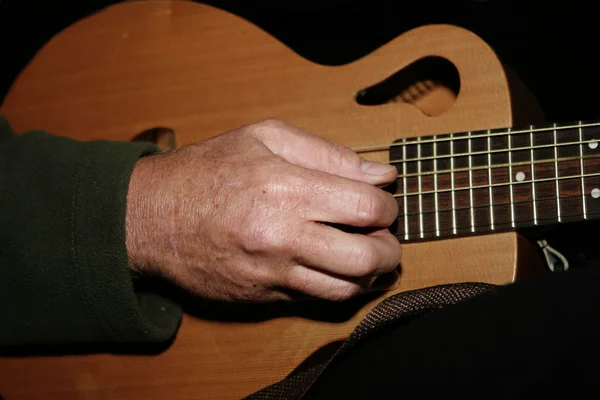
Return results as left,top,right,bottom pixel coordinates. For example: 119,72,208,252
400,192,594,219
487,131,494,230
402,139,409,240
433,135,440,237
401,209,600,239
579,122,587,220
450,133,457,235
353,121,600,153
468,132,475,233
389,138,599,165
530,126,538,225
508,128,515,228
396,153,600,179
553,123,561,222
417,137,424,239
393,171,600,198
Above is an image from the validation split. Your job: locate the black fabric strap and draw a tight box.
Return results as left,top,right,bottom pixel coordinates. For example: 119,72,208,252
246,282,496,399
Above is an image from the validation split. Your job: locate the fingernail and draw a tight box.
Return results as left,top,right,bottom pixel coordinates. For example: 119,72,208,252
362,160,396,176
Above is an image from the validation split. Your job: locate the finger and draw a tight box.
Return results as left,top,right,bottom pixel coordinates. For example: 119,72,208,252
296,167,399,227
252,119,397,186
282,264,368,302
292,222,402,278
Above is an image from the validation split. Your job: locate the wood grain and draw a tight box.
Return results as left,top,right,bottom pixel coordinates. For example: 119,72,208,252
0,1,546,399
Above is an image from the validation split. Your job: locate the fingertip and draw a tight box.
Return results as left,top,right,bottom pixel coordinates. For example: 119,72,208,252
361,160,398,184
361,159,396,175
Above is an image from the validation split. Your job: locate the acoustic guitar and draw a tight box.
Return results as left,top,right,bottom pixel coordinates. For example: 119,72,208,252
1,1,596,399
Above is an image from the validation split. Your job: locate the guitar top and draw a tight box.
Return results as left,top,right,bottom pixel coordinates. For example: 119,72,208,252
0,1,558,399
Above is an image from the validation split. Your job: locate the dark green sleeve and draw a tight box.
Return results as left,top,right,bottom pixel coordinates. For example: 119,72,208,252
0,116,182,347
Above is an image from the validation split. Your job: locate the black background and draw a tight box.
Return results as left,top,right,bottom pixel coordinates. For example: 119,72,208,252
1,0,600,123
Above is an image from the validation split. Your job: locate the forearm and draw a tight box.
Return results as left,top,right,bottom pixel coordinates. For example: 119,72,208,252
0,116,181,347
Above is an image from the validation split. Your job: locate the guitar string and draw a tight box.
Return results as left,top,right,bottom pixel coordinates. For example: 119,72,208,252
394,153,598,179
396,209,600,239
348,123,600,228
387,137,598,165
351,121,600,153
354,121,600,235
397,192,592,219
392,171,600,198
395,151,596,228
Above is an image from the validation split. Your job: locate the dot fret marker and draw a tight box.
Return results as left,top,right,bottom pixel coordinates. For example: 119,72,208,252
516,172,525,182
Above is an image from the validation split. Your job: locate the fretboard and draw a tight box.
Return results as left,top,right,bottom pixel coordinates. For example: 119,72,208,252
389,120,600,242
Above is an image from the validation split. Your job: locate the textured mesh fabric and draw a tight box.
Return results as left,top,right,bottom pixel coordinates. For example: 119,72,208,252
245,282,497,400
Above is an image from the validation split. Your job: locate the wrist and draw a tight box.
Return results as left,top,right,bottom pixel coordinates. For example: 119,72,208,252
126,155,159,276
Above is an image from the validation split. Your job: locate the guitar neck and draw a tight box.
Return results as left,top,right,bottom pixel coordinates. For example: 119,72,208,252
392,120,600,242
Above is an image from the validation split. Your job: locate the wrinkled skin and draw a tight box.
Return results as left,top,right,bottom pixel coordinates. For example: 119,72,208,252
126,119,402,302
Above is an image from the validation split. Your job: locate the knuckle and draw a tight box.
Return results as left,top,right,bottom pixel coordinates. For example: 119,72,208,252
239,221,283,254
258,169,303,206
355,188,385,225
257,118,288,133
336,142,361,165
329,282,361,302
350,243,381,276
325,145,344,175
326,143,356,174
244,119,289,141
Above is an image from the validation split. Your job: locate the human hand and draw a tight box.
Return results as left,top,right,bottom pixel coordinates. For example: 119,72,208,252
126,119,401,302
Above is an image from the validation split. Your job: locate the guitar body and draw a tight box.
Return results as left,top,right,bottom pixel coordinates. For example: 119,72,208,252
0,2,545,399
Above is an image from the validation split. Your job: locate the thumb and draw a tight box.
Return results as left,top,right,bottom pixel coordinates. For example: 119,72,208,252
253,119,397,186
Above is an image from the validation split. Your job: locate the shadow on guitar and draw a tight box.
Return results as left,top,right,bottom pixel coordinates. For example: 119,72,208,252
0,271,392,358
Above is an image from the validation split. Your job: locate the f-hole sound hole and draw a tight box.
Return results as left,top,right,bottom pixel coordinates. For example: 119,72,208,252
355,56,460,117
